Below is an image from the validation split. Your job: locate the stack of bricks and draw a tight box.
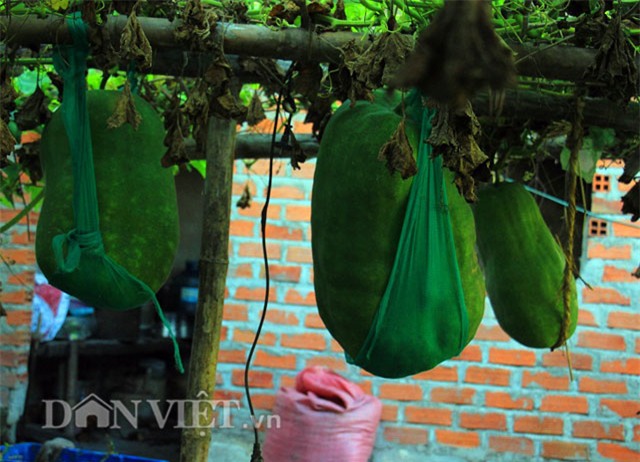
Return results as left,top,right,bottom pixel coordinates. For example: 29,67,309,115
215,156,639,461
0,198,37,442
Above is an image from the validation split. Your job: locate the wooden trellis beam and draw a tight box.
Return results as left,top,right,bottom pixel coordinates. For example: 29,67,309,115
3,14,640,84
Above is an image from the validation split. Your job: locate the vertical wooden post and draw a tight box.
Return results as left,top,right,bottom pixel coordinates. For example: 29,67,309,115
180,115,237,462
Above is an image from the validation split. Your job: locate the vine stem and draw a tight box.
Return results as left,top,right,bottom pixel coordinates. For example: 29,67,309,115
553,95,584,382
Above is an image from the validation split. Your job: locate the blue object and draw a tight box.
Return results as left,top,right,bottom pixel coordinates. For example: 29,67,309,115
1,443,168,462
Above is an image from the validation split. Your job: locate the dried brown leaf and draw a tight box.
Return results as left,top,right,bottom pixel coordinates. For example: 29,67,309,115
182,80,210,152
236,183,252,209
107,81,142,130
0,118,17,162
246,91,266,126
304,95,334,140
214,90,248,120
0,76,18,118
267,1,301,25
583,14,639,104
175,0,219,50
287,131,306,170
393,0,516,108
341,33,414,103
292,62,323,100
428,101,489,202
120,9,153,70
15,87,51,130
378,118,417,180
162,95,189,167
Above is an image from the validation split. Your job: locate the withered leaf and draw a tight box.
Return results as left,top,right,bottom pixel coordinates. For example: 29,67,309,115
107,81,142,130
428,101,489,202
162,95,189,167
583,14,638,104
341,33,414,104
0,76,18,117
307,1,331,16
304,94,334,140
281,129,306,170
219,0,250,23
204,60,230,86
292,62,323,100
15,87,51,131
0,118,17,162
120,9,153,70
246,91,266,126
574,11,607,48
183,80,210,152
175,0,219,50
378,118,417,180
236,183,252,209
267,1,301,25
214,90,248,120
393,0,516,109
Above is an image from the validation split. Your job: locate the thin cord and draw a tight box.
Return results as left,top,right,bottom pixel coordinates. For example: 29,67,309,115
504,178,640,230
243,66,296,458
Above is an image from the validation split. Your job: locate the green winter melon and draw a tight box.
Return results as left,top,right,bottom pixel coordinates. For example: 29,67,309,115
35,90,179,310
311,95,485,360
472,182,578,348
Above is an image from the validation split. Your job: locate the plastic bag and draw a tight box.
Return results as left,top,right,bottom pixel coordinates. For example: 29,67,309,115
263,367,381,462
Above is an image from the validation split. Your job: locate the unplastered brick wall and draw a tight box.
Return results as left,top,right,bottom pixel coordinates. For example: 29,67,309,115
0,151,636,460
216,157,640,461
0,202,37,442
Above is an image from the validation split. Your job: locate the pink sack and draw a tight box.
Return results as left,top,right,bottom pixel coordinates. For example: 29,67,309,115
263,366,382,462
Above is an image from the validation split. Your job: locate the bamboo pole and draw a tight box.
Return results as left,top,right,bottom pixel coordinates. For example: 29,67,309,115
3,14,640,83
180,114,236,462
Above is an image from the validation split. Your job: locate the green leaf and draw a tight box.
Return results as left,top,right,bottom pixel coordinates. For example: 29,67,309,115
560,138,601,183
189,160,207,178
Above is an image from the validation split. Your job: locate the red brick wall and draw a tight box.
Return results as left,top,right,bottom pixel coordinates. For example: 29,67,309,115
215,158,639,461
0,202,37,442
0,157,637,459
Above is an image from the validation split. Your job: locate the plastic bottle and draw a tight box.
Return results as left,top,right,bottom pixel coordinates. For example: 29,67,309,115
178,260,199,317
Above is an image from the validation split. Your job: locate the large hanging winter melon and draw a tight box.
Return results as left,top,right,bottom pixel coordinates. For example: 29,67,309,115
35,90,179,310
472,182,578,348
311,93,485,364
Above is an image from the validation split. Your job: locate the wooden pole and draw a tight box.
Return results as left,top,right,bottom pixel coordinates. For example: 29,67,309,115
3,15,640,83
180,115,236,462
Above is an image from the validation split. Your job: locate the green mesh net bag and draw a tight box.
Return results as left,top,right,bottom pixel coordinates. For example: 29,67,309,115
34,15,182,371
311,91,485,378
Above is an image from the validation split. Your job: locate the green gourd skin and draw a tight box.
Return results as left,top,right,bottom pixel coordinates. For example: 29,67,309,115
472,182,578,348
36,91,179,309
311,98,485,359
